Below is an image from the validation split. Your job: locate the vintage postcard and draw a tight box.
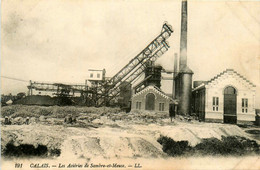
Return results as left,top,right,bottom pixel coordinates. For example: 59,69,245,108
1,0,260,169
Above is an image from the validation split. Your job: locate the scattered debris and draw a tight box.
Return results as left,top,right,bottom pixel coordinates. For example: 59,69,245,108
1,105,259,160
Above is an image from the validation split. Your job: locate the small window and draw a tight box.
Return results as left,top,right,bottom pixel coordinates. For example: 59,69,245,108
159,103,164,111
97,73,100,78
136,102,141,110
213,97,219,111
90,73,93,78
242,98,248,113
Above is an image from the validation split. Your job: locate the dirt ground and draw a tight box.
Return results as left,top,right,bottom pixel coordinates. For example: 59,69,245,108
1,108,260,170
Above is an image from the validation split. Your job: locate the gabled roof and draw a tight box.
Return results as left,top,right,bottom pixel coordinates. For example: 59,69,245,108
132,85,173,101
207,69,255,87
192,69,256,91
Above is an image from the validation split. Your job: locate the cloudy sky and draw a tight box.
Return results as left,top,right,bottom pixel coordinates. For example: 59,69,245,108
1,0,260,106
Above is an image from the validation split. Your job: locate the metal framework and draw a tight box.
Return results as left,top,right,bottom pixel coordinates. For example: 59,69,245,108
27,81,89,96
96,23,173,106
26,23,174,106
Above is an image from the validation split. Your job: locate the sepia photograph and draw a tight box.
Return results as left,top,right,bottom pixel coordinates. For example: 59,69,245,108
1,0,260,169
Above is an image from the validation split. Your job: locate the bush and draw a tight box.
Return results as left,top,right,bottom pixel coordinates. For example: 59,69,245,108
158,135,260,157
157,136,191,156
221,136,259,155
194,136,260,156
194,138,224,155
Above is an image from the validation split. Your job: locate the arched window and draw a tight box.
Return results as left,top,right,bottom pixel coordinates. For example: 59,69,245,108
145,93,155,110
224,86,236,95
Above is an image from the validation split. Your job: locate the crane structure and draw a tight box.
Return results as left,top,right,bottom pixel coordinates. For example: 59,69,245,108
92,23,173,106
26,23,174,107
27,81,89,97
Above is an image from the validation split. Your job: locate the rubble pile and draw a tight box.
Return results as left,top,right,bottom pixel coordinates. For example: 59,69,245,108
1,105,259,160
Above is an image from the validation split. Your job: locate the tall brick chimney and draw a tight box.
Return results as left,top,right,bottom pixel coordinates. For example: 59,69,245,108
179,0,188,69
175,0,193,115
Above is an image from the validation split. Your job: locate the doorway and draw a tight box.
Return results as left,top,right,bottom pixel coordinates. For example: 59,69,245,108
223,86,237,124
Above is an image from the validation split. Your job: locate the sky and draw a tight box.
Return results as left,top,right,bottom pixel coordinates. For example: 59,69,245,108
1,0,260,107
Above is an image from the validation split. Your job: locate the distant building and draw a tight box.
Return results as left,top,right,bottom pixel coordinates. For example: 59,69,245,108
131,85,173,112
87,69,106,81
192,69,256,124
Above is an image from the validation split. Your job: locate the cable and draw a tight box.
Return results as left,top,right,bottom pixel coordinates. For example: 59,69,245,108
1,76,86,86
1,76,28,83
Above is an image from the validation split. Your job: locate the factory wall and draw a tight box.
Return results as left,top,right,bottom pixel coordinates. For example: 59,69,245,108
192,88,205,121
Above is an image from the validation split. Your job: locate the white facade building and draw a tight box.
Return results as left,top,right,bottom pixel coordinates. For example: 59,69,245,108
192,69,256,124
87,69,105,81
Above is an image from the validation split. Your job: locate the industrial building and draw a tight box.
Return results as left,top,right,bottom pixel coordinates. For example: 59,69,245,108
131,85,172,112
131,64,173,112
13,0,193,116
131,0,192,115
23,21,174,107
4,0,258,126
192,69,256,124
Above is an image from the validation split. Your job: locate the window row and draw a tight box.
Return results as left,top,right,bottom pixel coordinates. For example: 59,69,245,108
212,97,249,113
90,73,101,78
135,102,165,111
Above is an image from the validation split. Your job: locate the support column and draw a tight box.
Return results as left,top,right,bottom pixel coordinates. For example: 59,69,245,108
172,53,178,99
